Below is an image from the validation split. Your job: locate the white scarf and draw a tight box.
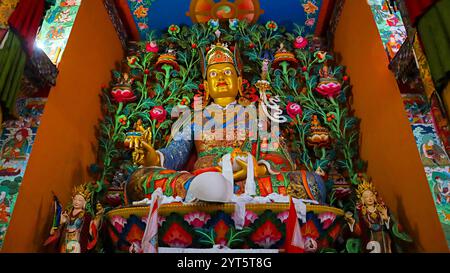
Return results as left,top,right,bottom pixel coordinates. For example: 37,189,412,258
221,152,256,196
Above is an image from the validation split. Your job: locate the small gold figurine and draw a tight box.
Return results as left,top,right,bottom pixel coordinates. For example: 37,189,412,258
124,119,153,165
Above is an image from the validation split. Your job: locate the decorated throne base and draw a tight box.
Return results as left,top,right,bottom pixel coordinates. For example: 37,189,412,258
105,203,344,253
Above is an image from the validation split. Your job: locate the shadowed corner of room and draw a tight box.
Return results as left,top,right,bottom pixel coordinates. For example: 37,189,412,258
394,194,422,252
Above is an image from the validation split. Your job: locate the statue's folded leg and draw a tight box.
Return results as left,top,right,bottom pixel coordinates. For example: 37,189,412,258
252,170,327,203
125,167,195,204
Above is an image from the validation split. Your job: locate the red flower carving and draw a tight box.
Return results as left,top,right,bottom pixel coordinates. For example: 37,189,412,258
250,221,282,248
294,36,308,49
149,106,167,123
301,220,319,240
111,87,137,103
162,223,193,248
214,220,230,245
146,41,159,53
315,81,341,98
286,102,303,119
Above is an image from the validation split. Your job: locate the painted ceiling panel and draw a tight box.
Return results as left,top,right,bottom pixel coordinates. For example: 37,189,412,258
126,0,323,40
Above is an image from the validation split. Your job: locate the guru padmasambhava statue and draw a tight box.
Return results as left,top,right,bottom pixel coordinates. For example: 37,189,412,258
125,43,327,204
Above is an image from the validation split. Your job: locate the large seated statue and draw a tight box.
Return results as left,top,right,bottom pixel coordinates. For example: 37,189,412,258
125,43,327,204
43,20,413,253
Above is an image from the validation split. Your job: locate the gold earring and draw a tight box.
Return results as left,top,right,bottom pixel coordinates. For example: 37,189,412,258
205,89,209,102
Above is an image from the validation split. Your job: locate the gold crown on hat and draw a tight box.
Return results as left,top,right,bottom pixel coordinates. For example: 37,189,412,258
72,183,92,201
201,42,242,78
206,43,235,67
356,179,377,200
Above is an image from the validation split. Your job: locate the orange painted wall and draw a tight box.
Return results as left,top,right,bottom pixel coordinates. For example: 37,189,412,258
334,1,447,252
1,0,123,252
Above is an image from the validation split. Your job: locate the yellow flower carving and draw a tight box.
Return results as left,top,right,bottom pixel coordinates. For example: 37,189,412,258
134,5,149,19
303,1,319,14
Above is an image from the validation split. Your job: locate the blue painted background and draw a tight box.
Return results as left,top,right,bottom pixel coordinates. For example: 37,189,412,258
128,0,323,39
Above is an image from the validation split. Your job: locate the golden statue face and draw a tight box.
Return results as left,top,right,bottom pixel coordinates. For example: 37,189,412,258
204,63,242,101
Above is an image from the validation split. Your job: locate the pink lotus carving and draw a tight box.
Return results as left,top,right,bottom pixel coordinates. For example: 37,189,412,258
183,212,211,228
232,210,259,227
276,211,289,223
111,216,127,233
315,81,341,98
318,212,336,229
142,215,166,227
244,211,259,227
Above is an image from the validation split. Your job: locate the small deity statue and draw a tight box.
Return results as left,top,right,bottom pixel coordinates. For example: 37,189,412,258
344,179,393,253
125,42,327,204
261,58,270,81
44,184,104,253
119,73,132,86
260,50,274,81
319,65,330,79
277,43,287,53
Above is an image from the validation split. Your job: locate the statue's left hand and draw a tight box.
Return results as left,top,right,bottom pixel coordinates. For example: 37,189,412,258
233,158,268,181
233,159,248,181
379,206,389,221
138,140,161,167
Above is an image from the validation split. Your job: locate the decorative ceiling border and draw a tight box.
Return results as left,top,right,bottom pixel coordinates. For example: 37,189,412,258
326,0,344,50
126,0,154,40
104,0,128,49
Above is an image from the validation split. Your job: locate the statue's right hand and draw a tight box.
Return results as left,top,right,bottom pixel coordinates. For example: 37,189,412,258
139,140,161,167
60,211,69,224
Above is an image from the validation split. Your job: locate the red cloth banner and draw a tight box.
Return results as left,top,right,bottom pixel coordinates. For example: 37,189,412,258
8,0,45,56
404,0,438,26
